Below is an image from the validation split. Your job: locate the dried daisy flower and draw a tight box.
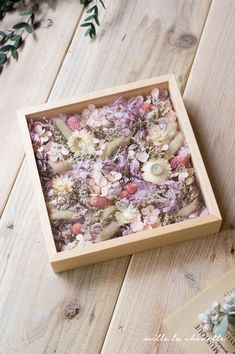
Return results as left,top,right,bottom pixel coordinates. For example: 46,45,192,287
142,159,171,183
147,125,168,144
115,205,140,225
52,175,74,196
68,130,98,156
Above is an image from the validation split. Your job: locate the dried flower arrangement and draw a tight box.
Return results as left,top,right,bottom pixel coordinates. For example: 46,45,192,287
28,87,208,252
198,290,235,337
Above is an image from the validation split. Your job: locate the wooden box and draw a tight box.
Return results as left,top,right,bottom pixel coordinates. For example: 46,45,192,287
18,75,222,273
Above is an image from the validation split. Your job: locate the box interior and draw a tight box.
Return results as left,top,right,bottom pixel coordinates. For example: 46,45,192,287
20,77,221,270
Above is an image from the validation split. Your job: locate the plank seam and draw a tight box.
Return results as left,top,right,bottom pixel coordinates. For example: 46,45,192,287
99,0,217,349
0,5,85,219
181,0,214,92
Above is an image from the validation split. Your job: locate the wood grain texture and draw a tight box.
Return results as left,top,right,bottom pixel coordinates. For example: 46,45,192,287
0,0,83,215
183,0,235,229
0,0,212,352
0,161,130,354
51,0,211,97
101,1,235,353
101,230,235,354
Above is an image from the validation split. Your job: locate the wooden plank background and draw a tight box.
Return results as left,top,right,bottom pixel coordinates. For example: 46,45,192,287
0,0,83,215
0,0,234,353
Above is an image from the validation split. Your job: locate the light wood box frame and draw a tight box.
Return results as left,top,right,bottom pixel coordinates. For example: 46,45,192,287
18,74,222,273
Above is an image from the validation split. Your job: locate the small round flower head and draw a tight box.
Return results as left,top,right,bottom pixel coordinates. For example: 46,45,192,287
223,290,235,313
198,301,222,332
68,130,98,156
115,205,140,225
142,159,171,183
52,175,74,196
147,125,168,144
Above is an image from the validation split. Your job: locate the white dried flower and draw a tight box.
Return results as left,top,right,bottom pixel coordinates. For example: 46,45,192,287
142,159,171,183
223,290,235,313
115,205,140,225
68,130,98,156
147,125,168,144
76,234,93,248
137,151,149,163
198,301,222,332
52,175,74,196
44,142,69,162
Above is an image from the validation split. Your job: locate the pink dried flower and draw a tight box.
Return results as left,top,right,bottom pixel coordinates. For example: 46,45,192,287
141,102,152,111
120,190,129,199
67,116,81,131
141,205,160,226
89,196,113,209
171,155,189,169
71,223,83,235
125,182,138,195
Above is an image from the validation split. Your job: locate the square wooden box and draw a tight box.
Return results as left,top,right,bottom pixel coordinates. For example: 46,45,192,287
18,74,222,273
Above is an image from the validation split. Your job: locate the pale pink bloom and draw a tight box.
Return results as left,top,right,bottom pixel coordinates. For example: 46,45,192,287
76,234,93,247
34,124,52,144
130,221,145,232
61,240,77,251
141,205,160,225
200,208,209,217
44,141,69,162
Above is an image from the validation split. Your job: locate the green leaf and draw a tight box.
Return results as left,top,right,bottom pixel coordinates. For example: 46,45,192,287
0,52,7,65
98,0,106,9
32,4,39,12
13,37,22,49
11,48,18,60
0,31,6,38
85,28,90,37
13,22,29,30
20,10,33,16
30,13,35,26
10,35,21,41
228,315,235,326
0,31,7,44
87,5,96,13
94,15,100,26
0,44,13,52
89,5,98,16
84,15,95,22
80,0,93,5
20,3,38,15
25,24,33,33
89,29,96,38
213,315,229,338
80,22,92,27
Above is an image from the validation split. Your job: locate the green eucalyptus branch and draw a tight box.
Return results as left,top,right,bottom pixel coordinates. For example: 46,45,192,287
0,0,22,20
0,3,38,66
80,0,105,39
0,0,105,71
